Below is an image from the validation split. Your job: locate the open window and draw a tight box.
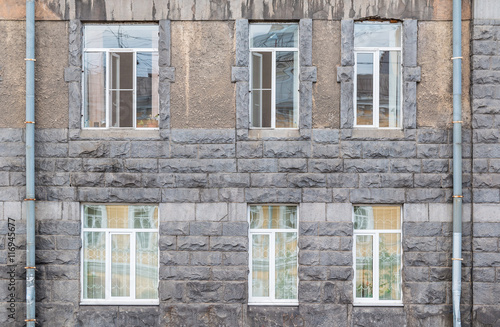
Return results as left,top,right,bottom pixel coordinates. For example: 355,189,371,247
354,22,402,128
83,25,159,129
249,24,299,129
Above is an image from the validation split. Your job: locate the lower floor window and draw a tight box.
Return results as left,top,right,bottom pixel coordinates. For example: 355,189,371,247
81,204,159,304
248,205,298,305
353,205,402,304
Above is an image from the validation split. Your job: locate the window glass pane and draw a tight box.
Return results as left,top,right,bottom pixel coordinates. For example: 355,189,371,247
356,235,373,298
252,234,270,297
356,53,374,126
136,52,159,128
250,205,297,229
251,52,272,128
85,25,159,49
84,52,106,128
379,233,402,300
250,24,298,48
354,23,401,48
136,232,159,299
275,51,298,128
275,232,297,300
111,234,131,297
110,90,133,127
354,206,400,230
83,232,105,299
379,51,401,128
252,52,272,89
106,206,130,229
132,206,158,229
84,205,107,228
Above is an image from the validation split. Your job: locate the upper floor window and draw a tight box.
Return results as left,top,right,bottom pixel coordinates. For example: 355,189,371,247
248,205,298,305
354,22,402,128
249,24,299,129
83,25,159,129
81,204,159,305
353,205,402,305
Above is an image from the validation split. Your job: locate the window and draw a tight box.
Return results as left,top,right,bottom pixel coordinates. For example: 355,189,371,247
248,205,298,305
249,24,299,129
354,22,402,128
83,25,159,129
353,205,402,305
81,204,159,305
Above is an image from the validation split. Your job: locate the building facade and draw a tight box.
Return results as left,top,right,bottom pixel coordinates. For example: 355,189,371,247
0,0,499,326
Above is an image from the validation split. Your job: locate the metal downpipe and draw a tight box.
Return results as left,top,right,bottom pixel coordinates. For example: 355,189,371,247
452,0,463,325
25,0,36,326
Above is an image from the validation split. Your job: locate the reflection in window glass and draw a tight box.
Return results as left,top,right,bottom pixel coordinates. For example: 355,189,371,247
250,24,299,129
82,204,159,303
353,205,402,303
249,205,298,304
250,24,298,48
354,22,402,128
83,25,159,129
354,23,401,48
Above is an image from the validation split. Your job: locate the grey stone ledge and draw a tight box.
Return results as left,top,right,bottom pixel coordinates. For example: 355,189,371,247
160,67,176,83
231,66,249,82
171,129,235,144
64,66,81,83
336,66,353,83
404,66,421,82
300,66,317,82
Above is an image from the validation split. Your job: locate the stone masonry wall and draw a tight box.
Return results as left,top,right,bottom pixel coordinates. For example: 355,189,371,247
0,125,474,326
471,18,500,326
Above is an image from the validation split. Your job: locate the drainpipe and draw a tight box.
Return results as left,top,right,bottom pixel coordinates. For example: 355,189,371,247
25,0,36,326
452,0,463,325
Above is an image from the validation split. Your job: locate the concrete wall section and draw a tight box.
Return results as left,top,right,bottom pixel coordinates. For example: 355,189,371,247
170,21,235,129
417,21,471,129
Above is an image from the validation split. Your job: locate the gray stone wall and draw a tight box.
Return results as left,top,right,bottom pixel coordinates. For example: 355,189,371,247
471,18,500,326
0,124,475,326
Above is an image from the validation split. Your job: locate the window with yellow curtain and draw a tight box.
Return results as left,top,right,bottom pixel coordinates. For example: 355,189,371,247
248,205,298,305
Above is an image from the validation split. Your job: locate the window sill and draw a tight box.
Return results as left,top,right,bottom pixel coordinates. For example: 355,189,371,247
80,300,159,306
75,128,162,140
353,302,404,307
351,128,404,139
248,302,299,306
248,129,301,140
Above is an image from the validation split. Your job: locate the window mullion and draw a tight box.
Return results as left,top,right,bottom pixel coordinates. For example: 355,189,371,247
105,231,111,300
374,232,380,302
373,50,380,128
133,51,137,129
105,50,110,129
270,231,276,301
271,50,276,129
131,231,136,300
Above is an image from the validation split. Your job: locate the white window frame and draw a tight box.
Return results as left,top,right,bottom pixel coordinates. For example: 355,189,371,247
248,204,299,306
352,205,403,306
82,25,159,130
249,23,299,130
80,204,160,305
353,23,403,129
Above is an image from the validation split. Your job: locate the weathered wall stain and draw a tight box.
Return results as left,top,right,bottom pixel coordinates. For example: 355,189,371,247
0,0,471,21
